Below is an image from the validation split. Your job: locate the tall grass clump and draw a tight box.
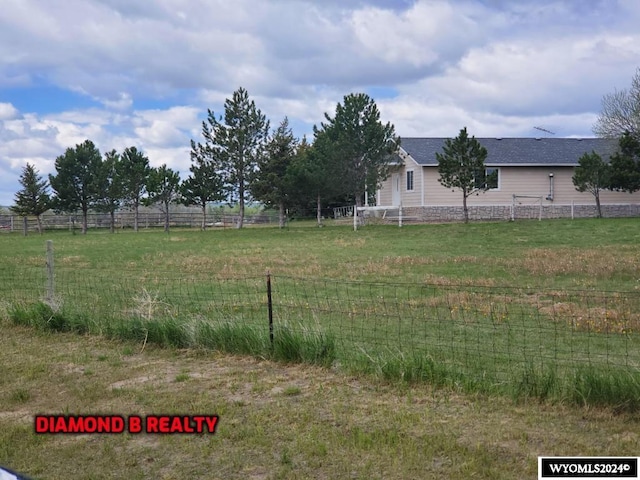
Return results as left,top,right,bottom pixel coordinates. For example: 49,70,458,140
195,320,268,356
511,363,562,403
347,350,482,391
271,325,336,366
571,366,640,412
107,316,193,349
9,302,93,334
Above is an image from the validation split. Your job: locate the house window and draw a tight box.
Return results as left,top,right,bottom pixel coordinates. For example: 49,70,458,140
406,170,414,191
474,168,499,190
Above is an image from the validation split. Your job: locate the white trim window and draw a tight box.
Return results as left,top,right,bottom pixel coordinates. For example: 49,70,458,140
406,170,414,191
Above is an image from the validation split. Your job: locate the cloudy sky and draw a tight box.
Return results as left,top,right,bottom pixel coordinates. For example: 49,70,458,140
0,0,638,206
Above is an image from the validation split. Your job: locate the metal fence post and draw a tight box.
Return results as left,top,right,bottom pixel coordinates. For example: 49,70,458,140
267,272,274,348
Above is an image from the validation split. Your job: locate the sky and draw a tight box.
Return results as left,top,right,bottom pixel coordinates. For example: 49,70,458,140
0,0,639,206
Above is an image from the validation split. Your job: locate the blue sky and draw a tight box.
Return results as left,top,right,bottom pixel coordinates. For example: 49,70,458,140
0,0,639,206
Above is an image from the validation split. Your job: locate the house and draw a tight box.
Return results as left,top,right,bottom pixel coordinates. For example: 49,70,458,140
376,137,640,221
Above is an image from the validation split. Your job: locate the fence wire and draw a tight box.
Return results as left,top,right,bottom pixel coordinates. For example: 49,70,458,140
2,263,639,384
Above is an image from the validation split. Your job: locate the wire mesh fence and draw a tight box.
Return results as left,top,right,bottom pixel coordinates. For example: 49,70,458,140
2,256,640,400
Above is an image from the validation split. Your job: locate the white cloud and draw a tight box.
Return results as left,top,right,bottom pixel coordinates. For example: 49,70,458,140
133,106,200,149
101,92,134,111
0,103,18,120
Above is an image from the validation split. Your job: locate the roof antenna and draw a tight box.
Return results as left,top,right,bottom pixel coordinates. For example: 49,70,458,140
534,126,556,135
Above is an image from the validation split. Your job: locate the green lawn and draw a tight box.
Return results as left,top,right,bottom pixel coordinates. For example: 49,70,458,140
1,218,640,407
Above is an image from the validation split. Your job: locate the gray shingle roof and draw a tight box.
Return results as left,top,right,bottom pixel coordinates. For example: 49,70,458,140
400,137,619,167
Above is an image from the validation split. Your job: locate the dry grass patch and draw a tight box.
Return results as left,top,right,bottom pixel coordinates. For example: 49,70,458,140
539,302,640,334
58,255,90,268
333,237,366,248
422,274,497,287
517,247,640,279
382,255,435,266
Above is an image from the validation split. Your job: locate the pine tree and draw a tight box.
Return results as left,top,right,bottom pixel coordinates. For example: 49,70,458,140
145,164,180,233
12,163,50,234
120,146,151,232
436,127,489,223
197,87,269,228
608,132,640,193
251,118,297,228
314,93,399,208
94,149,123,233
572,151,611,218
49,139,102,234
181,140,226,230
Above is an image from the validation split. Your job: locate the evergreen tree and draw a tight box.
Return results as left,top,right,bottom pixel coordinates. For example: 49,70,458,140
314,93,399,208
95,149,123,233
608,132,640,193
49,139,102,234
12,163,50,234
146,164,180,233
572,151,610,218
196,87,269,228
120,146,151,232
288,135,340,225
436,127,489,223
251,118,297,228
181,140,226,230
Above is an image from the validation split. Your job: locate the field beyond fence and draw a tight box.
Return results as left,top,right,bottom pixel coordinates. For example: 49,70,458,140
3,238,640,411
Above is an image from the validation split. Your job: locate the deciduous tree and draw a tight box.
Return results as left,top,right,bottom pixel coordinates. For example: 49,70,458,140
594,68,640,141
12,163,50,234
436,127,489,223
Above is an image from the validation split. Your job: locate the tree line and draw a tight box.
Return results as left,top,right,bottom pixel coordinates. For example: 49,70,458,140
12,68,640,230
13,143,180,234
12,88,400,233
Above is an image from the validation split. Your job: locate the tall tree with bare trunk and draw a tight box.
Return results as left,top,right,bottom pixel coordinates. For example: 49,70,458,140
195,87,269,228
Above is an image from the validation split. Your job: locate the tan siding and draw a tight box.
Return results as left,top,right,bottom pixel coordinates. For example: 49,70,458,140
378,176,393,205
422,166,640,205
376,159,424,206
401,167,422,206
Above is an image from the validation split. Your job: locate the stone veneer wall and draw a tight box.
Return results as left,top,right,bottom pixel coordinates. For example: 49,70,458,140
396,204,640,223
